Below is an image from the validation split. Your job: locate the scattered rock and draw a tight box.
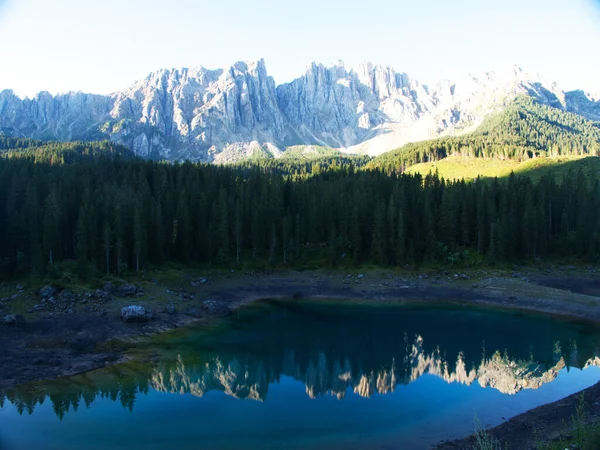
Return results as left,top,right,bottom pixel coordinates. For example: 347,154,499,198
201,300,230,316
190,277,208,287
3,314,22,325
186,307,203,318
39,285,59,298
166,304,176,315
120,305,153,323
16,284,24,291
104,282,139,297
59,290,76,302
357,274,364,279
95,290,114,302
166,288,195,301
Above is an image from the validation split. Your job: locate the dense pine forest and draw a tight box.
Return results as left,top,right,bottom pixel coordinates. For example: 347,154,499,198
1,127,600,279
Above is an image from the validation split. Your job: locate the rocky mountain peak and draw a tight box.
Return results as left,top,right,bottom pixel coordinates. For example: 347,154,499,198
0,59,597,161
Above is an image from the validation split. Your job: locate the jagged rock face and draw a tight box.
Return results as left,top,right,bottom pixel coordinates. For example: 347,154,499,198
276,62,434,149
0,61,597,161
0,89,112,141
108,60,286,160
565,90,600,121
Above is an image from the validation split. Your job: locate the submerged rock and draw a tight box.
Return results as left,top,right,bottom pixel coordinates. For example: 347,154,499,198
120,305,153,323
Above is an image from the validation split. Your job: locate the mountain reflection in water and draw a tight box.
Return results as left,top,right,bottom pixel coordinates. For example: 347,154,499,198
2,300,600,420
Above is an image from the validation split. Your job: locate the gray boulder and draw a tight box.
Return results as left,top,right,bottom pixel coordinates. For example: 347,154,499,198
120,305,153,323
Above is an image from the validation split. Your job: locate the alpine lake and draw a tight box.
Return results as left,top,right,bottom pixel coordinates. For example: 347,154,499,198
1,299,599,450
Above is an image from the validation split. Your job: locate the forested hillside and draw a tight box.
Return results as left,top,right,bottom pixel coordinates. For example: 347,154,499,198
1,140,136,164
1,138,599,278
368,97,600,173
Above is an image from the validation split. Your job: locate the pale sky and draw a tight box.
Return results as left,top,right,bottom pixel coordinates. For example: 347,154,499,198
0,0,599,98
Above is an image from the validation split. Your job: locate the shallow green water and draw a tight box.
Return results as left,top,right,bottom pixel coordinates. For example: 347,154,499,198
1,300,600,450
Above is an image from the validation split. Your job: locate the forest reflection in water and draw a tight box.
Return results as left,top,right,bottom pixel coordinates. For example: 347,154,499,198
2,300,600,421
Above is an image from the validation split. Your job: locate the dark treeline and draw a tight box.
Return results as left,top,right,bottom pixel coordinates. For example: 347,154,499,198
0,136,45,150
1,140,599,278
1,140,136,165
233,154,371,180
369,96,600,173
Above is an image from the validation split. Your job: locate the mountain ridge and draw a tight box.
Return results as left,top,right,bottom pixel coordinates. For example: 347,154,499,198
1,59,598,162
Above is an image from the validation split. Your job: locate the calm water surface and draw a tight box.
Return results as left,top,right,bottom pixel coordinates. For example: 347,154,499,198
1,300,600,450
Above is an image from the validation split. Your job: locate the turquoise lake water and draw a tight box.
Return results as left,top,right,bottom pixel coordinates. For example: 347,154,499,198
1,300,599,449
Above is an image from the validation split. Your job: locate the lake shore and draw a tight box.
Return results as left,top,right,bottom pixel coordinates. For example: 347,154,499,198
1,267,599,447
435,379,600,449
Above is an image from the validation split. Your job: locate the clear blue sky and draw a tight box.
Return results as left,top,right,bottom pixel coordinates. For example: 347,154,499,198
0,0,599,98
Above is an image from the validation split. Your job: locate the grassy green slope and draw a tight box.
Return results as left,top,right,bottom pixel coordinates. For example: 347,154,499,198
406,155,600,182
280,145,341,160
368,96,600,176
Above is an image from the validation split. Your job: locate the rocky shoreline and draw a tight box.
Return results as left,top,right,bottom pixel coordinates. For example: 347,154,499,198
1,267,599,447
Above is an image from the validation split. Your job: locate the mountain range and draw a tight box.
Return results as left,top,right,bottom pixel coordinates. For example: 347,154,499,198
0,59,599,162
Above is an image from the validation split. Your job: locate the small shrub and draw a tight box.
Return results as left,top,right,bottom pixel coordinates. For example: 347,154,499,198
473,416,505,450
